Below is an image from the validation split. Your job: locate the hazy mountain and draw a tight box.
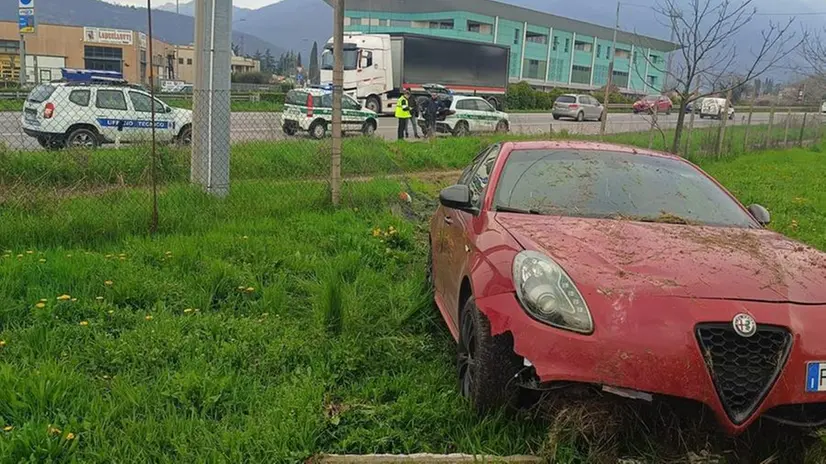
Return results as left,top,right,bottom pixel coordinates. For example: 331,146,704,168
235,0,331,57
156,1,253,21
0,0,285,56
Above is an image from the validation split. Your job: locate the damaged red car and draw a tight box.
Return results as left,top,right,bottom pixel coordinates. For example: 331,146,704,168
427,140,826,435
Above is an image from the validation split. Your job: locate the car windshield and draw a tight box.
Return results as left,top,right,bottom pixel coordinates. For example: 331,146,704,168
493,150,756,228
27,85,56,103
321,47,358,71
556,96,576,103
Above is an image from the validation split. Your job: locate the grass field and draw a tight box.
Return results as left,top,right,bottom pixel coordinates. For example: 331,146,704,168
1,134,826,462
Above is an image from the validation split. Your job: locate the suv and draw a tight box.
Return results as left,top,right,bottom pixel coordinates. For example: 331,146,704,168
22,83,192,149
418,95,509,137
282,88,378,139
552,94,605,122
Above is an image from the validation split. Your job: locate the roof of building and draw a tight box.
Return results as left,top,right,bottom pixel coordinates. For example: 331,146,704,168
323,0,678,52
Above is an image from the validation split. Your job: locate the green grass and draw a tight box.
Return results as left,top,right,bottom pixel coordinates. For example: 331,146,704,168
2,135,826,462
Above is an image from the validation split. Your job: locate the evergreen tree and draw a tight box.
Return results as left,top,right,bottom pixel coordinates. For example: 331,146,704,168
309,41,320,85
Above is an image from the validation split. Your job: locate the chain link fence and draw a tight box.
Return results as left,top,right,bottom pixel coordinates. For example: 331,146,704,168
0,84,823,243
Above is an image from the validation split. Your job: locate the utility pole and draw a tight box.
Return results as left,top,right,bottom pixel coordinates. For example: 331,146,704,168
18,34,26,87
174,0,179,79
600,1,620,138
331,0,344,206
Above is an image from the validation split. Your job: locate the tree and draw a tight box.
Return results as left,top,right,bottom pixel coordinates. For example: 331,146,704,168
765,78,774,95
647,0,801,153
263,49,276,74
802,30,826,80
309,41,320,85
232,43,242,56
297,52,303,68
753,77,762,98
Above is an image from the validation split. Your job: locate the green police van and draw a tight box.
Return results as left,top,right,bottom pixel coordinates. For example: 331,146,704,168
282,88,379,139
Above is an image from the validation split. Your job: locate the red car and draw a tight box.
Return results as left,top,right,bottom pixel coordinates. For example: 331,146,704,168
427,141,826,435
633,95,673,114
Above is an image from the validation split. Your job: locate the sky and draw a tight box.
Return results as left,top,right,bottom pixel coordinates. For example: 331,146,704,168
105,0,282,7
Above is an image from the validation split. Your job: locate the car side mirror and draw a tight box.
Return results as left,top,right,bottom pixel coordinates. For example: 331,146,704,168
439,184,473,211
747,204,771,226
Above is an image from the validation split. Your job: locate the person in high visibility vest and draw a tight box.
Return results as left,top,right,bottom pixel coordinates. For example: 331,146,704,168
396,89,412,140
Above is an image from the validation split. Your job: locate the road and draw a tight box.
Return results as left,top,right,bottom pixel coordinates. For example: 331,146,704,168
1,111,790,151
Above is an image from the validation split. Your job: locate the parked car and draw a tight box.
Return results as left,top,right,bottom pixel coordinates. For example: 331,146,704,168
428,140,826,436
633,95,673,114
418,95,509,137
22,82,192,149
282,88,378,139
700,98,735,120
552,94,605,122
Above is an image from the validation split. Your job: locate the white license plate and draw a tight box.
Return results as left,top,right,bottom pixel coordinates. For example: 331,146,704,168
806,362,826,392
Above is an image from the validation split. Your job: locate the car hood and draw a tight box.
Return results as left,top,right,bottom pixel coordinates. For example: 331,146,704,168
497,214,826,304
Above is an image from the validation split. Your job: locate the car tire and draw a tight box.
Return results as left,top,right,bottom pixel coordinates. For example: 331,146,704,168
65,128,99,149
283,124,297,136
575,111,584,122
552,115,560,120
309,120,327,140
699,114,705,119
495,120,509,133
458,297,522,415
729,112,735,121
361,119,377,136
365,96,381,114
37,136,63,151
177,125,192,146
453,121,469,137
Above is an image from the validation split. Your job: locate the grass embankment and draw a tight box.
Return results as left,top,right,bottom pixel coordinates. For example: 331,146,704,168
1,136,826,462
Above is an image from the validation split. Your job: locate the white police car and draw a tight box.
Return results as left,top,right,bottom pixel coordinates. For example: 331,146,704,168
419,95,509,137
22,82,193,149
282,88,378,139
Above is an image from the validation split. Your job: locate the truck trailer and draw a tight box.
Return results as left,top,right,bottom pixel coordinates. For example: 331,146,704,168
320,33,510,115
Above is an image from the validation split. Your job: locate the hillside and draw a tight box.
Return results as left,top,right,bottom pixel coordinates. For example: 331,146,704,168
156,1,253,21
0,0,285,56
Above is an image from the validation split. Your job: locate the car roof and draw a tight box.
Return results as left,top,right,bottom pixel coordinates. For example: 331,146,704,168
454,95,484,100
500,141,683,162
290,88,331,96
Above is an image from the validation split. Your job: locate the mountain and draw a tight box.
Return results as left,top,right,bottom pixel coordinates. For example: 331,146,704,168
156,1,254,22
0,0,285,56
237,0,332,58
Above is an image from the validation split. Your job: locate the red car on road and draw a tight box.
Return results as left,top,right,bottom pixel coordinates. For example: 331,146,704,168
428,141,826,435
633,95,673,114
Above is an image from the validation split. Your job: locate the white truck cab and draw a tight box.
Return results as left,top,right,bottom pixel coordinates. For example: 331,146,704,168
321,33,392,114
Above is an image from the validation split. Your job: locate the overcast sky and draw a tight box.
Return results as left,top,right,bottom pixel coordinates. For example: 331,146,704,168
104,0,283,7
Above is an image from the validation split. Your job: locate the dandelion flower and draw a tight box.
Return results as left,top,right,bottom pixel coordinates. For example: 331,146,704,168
65,254,72,258
65,432,75,440
246,287,255,293
0,340,6,348
372,228,381,237
165,251,172,255
242,235,249,240
3,426,12,432
104,281,113,286
119,256,127,261
71,298,78,302
95,296,104,301
39,298,47,303
39,258,46,263
145,315,153,321
57,294,71,301
16,254,23,259
26,250,33,254
107,310,114,315
237,286,246,291
48,425,61,435
35,303,46,309
79,321,89,326
183,308,193,314
105,254,113,259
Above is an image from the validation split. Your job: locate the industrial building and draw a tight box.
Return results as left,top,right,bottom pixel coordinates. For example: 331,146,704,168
325,0,678,93
175,45,261,83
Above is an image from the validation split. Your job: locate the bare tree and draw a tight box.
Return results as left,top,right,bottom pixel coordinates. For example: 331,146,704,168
648,0,801,154
801,30,826,79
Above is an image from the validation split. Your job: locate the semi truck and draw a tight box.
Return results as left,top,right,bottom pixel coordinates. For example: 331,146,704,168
320,33,510,115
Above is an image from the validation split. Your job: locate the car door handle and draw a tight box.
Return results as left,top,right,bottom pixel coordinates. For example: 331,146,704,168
444,215,453,225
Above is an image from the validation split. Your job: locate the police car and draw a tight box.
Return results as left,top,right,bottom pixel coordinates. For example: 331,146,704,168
282,88,378,139
419,95,509,137
22,82,193,149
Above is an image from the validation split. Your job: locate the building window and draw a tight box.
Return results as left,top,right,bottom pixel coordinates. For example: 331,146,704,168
597,44,602,58
526,31,547,44
514,29,520,44
612,70,629,88
390,19,411,27
84,45,123,73
571,65,591,84
187,58,193,65
429,20,453,29
522,59,547,80
0,40,20,54
607,46,611,59
564,38,570,53
467,20,492,34
350,17,362,25
178,58,184,65
552,36,559,51
615,49,630,59
574,41,592,52
648,75,658,87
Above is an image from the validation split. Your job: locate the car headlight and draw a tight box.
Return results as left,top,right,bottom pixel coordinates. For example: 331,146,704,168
512,251,593,334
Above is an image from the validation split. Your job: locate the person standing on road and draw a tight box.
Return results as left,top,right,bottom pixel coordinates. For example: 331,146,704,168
407,95,421,139
396,89,412,140
424,93,440,139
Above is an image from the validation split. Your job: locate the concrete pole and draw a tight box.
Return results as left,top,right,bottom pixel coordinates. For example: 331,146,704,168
600,1,619,139
192,0,232,197
19,35,26,87
331,0,344,206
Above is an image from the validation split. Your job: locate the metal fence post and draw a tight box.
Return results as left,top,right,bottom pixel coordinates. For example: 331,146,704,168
648,105,658,149
683,107,696,157
766,102,776,149
783,108,792,147
798,112,808,147
715,90,732,156
743,101,754,153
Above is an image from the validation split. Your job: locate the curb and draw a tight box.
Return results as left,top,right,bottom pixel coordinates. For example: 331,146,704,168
316,454,542,463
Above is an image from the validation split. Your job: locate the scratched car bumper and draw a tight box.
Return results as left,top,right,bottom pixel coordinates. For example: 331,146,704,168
475,292,826,435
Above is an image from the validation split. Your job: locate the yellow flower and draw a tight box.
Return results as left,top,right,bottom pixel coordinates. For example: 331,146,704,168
246,287,255,293
57,294,71,301
105,254,113,259
35,303,46,309
39,298,47,303
194,308,200,313
48,425,61,435
16,254,23,259
184,308,193,314
118,253,126,257
145,315,153,321
95,296,104,301
0,340,6,348
38,258,46,263
26,250,33,254
65,432,75,440
104,280,113,286
165,251,172,255
242,235,249,240
237,286,246,291
107,310,114,315
3,425,12,432
119,256,127,261
372,228,382,237
79,321,89,326
65,254,72,258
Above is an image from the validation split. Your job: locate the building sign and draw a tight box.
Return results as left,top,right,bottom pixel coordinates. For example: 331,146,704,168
84,27,133,45
139,32,147,50
19,8,35,34
19,0,34,7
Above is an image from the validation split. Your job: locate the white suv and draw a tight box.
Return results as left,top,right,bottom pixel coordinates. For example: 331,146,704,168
22,83,193,149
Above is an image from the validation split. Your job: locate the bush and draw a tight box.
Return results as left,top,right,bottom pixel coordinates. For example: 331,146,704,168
279,82,294,93
232,71,271,84
506,82,634,110
260,93,285,104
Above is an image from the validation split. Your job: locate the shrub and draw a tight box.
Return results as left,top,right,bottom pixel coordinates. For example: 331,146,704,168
232,71,271,84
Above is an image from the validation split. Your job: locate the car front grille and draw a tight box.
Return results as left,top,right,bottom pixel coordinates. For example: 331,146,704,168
696,323,792,424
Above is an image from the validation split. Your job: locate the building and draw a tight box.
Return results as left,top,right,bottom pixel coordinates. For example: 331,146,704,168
324,0,678,94
175,45,261,83
0,21,175,85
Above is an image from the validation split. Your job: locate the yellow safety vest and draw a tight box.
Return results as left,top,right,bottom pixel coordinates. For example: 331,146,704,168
395,96,411,119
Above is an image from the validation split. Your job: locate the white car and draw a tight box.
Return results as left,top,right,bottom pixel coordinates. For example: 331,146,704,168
282,88,378,139
22,82,193,149
699,97,735,120
420,95,509,137
821,101,826,114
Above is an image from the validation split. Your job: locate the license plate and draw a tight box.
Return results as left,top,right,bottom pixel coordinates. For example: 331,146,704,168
806,362,826,392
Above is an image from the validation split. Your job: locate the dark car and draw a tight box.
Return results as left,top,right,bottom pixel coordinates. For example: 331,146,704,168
428,140,826,436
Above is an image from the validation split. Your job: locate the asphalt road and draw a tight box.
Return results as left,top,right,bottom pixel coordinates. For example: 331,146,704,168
1,111,790,151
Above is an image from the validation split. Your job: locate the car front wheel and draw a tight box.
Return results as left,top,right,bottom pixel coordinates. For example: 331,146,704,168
458,296,522,414
453,121,469,137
